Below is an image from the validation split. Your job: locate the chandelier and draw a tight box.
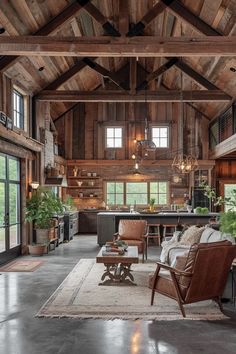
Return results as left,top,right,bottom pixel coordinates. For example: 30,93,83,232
172,66,198,174
172,153,198,174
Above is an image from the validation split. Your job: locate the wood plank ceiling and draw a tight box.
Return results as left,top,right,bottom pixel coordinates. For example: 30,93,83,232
0,0,235,120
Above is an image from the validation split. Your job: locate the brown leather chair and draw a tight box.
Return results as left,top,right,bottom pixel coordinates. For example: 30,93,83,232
114,219,148,262
150,241,236,317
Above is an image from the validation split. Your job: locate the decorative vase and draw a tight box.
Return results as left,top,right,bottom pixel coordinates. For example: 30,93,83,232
149,205,154,212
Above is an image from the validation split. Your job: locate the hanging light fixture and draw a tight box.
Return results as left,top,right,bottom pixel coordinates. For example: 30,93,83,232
171,64,198,174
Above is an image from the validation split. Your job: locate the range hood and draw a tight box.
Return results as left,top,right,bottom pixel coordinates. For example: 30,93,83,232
44,176,68,187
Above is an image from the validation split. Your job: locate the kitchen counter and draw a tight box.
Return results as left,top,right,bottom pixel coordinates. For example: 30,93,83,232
97,212,218,246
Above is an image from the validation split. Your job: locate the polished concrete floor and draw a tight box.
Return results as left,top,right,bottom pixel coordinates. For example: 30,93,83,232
0,235,236,354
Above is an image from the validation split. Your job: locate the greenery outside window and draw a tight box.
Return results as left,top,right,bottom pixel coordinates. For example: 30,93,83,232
106,182,124,205
106,127,123,148
152,126,169,148
106,181,168,206
13,89,24,129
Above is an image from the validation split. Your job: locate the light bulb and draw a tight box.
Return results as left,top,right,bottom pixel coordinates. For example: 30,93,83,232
131,153,136,160
135,162,139,170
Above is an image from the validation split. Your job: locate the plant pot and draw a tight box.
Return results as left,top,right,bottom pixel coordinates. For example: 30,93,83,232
36,228,49,244
28,244,46,256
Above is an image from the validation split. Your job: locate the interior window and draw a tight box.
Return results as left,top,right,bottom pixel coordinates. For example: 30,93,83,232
13,89,24,130
106,127,122,148
152,126,169,148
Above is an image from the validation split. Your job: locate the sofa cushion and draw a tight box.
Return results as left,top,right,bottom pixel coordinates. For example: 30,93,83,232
179,226,205,245
200,227,236,244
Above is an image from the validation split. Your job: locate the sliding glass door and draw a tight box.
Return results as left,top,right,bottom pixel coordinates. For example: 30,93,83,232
0,153,21,265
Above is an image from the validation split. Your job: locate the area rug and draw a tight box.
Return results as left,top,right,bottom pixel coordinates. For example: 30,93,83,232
0,259,44,272
36,259,228,320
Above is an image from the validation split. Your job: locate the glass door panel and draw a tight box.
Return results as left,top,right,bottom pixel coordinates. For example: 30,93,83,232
0,182,6,252
0,153,21,263
9,184,20,248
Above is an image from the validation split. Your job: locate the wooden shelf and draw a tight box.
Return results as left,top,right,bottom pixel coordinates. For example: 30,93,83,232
68,186,101,189
67,176,100,179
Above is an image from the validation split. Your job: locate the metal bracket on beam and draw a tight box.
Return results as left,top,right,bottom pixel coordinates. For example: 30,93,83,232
103,22,121,37
127,22,145,37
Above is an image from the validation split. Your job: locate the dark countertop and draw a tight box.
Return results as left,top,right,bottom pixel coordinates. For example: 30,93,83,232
97,211,219,217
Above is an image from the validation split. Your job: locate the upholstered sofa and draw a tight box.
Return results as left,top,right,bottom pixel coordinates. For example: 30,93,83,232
160,226,236,267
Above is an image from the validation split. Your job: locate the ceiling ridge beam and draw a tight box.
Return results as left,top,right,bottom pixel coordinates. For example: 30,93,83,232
0,0,89,72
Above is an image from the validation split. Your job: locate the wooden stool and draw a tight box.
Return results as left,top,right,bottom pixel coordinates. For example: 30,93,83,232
145,224,161,259
162,224,177,241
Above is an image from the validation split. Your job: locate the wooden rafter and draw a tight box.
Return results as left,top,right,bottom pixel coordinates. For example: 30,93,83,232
127,1,173,36
119,0,129,35
0,1,88,72
0,36,235,57
83,2,120,36
161,0,222,36
173,58,221,91
82,58,128,90
136,58,178,91
43,58,96,90
35,90,231,102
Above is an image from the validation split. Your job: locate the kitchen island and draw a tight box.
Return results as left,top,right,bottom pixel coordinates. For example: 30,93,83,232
97,211,218,246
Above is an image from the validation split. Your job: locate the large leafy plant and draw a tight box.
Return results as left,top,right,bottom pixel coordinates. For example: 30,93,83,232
25,188,64,229
201,183,236,236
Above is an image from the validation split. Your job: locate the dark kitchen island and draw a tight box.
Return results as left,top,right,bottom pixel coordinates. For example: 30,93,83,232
97,211,218,246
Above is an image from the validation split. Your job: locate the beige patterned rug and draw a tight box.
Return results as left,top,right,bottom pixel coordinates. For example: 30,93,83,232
0,259,44,272
36,259,228,320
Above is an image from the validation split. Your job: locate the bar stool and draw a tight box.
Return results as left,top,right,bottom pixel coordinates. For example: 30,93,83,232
162,224,177,241
145,223,161,259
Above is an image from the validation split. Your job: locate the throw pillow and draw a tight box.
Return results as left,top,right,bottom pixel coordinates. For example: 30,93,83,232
179,225,205,245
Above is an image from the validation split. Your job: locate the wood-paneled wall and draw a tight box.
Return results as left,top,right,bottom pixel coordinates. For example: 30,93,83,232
55,101,209,161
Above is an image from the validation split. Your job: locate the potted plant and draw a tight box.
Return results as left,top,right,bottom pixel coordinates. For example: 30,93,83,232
25,187,64,255
149,198,156,212
201,183,236,237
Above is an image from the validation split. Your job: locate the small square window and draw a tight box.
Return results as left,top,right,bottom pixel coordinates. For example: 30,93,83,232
106,127,123,148
152,126,169,148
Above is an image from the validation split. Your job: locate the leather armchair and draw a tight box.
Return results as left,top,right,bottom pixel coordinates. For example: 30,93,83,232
150,241,236,317
114,219,148,262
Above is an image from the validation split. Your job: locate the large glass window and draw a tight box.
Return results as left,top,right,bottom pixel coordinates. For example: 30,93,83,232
13,89,24,129
152,126,169,148
224,184,236,212
106,182,124,205
106,127,122,148
106,181,168,206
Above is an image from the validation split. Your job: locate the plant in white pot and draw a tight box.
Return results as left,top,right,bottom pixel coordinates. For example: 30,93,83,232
25,187,64,255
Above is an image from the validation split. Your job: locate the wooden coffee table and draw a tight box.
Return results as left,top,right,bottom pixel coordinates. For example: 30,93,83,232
96,246,139,285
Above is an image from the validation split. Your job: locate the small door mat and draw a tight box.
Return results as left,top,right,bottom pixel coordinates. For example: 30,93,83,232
0,259,44,272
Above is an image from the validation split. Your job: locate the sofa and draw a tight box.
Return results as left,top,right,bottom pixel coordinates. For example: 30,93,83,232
160,225,236,268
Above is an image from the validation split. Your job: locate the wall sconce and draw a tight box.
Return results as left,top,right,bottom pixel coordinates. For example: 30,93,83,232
28,181,39,192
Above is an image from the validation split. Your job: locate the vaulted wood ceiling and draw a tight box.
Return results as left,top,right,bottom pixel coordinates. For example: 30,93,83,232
0,0,235,120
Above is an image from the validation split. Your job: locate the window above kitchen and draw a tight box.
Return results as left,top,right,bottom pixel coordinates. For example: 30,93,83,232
105,127,123,148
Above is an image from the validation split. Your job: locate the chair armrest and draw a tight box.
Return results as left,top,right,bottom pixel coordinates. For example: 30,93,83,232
156,261,192,277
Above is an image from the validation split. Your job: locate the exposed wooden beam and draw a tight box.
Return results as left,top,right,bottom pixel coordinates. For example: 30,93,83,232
35,90,231,102
0,1,88,72
171,58,223,91
161,0,222,36
119,0,129,35
0,36,235,57
127,1,173,36
129,58,137,94
82,58,128,90
44,58,96,90
136,58,178,91
83,2,120,36
0,125,43,152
